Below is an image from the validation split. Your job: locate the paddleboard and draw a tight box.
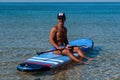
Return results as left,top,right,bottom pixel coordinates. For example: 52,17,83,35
17,38,94,72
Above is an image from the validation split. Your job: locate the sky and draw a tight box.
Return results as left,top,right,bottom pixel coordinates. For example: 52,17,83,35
0,0,120,2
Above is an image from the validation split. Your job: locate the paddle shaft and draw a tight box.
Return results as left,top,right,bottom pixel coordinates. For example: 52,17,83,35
36,49,61,55
37,45,88,55
37,46,75,55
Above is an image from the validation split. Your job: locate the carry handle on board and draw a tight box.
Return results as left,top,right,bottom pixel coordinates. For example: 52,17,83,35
36,45,88,55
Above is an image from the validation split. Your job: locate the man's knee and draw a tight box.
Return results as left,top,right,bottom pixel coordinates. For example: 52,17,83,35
62,49,71,55
74,46,80,50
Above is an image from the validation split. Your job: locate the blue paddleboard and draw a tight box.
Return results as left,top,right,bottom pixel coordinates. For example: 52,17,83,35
17,38,94,72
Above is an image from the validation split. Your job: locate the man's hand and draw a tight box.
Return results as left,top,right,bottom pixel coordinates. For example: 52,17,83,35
66,44,72,49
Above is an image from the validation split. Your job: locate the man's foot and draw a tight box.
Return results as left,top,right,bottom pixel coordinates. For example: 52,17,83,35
86,57,93,61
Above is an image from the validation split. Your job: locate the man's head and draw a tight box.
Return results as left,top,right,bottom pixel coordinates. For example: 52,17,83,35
57,13,66,20
57,13,66,24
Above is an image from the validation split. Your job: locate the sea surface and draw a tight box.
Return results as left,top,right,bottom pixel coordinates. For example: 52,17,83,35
0,2,120,80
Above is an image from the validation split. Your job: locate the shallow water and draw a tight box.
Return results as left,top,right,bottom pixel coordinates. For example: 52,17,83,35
0,2,120,80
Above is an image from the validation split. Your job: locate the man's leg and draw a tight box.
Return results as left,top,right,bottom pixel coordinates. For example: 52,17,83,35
62,48,81,63
73,46,91,60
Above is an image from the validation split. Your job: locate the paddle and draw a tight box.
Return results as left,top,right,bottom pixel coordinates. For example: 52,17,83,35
36,49,62,55
36,45,88,55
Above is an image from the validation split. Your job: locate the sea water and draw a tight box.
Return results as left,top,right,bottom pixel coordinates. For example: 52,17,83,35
0,2,120,80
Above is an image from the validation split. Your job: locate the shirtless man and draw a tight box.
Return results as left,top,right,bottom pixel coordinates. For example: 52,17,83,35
49,13,90,63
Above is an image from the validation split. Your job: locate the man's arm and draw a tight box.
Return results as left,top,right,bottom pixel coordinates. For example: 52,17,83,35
49,27,59,49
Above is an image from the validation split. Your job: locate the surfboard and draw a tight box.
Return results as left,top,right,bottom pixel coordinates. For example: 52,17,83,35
17,38,94,72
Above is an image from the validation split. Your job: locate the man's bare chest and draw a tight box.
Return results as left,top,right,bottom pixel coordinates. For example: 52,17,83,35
56,29,65,36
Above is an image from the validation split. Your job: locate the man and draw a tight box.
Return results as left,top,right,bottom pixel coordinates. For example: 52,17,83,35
49,13,90,63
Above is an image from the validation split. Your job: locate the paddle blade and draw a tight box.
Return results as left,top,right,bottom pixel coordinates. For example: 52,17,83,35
36,52,44,55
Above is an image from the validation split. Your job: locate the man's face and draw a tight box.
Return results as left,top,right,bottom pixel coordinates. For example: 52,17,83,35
58,18,66,24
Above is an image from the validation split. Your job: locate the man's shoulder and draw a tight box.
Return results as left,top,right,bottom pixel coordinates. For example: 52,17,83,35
51,26,57,32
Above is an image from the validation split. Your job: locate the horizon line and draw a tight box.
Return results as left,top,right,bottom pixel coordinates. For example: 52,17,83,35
0,1,120,2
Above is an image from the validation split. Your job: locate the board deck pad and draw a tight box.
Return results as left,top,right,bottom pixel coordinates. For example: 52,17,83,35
17,38,94,72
